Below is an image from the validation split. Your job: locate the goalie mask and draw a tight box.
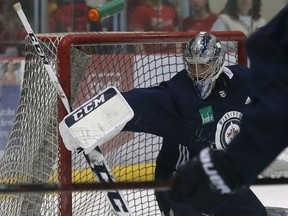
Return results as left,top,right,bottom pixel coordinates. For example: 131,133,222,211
184,32,226,99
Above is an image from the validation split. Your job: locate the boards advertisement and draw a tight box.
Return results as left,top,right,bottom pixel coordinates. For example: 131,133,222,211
0,58,24,158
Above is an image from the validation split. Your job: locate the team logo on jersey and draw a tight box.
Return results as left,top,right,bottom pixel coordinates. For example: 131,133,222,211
215,111,243,150
219,90,226,98
199,106,214,125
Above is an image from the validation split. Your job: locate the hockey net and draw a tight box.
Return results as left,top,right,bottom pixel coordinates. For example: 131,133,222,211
0,31,286,216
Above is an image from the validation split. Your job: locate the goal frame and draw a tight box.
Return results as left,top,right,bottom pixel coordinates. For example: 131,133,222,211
55,31,248,215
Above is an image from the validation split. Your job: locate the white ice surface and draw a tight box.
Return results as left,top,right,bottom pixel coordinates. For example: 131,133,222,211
251,184,288,208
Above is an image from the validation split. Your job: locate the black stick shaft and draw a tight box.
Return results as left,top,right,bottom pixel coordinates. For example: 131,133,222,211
0,179,176,193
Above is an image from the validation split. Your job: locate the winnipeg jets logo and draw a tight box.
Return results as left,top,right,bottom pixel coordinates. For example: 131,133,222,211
215,111,243,150
226,124,239,140
219,90,226,98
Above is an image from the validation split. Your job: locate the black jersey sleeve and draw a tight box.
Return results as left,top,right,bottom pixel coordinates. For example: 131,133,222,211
226,6,288,185
121,70,196,140
121,85,184,138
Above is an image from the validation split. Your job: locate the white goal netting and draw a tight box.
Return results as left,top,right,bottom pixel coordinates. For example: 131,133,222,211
0,31,287,216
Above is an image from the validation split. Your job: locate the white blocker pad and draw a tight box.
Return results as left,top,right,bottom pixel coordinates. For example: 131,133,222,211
59,86,134,153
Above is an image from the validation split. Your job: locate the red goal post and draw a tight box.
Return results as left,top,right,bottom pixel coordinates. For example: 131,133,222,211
0,31,253,216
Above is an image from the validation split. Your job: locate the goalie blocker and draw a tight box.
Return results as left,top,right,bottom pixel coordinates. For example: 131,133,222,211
59,86,134,154
168,148,252,215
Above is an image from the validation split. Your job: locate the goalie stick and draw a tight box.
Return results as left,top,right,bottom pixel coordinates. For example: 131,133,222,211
0,180,175,193
1,182,288,216
13,2,132,216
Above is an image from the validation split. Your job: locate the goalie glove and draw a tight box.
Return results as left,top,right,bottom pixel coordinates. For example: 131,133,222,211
59,86,134,154
168,148,249,215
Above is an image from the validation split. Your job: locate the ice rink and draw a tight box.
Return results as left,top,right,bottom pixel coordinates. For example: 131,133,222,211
252,184,288,208
71,185,288,215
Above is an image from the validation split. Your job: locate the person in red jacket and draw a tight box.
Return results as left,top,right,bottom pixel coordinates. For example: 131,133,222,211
49,0,101,32
183,0,218,32
129,0,179,32
129,0,179,54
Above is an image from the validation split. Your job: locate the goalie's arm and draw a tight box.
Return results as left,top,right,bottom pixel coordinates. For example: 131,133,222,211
60,84,189,152
226,5,288,185
121,87,184,139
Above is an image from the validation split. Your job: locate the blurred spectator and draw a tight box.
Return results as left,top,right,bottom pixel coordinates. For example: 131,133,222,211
0,60,21,86
48,0,59,15
183,0,218,32
129,0,179,32
127,0,143,31
1,8,16,41
0,1,34,47
211,0,266,36
0,17,6,39
128,0,180,54
0,11,24,56
49,0,101,32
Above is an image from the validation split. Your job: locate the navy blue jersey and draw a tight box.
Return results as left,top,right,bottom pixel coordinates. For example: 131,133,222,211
226,6,288,185
122,65,252,177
